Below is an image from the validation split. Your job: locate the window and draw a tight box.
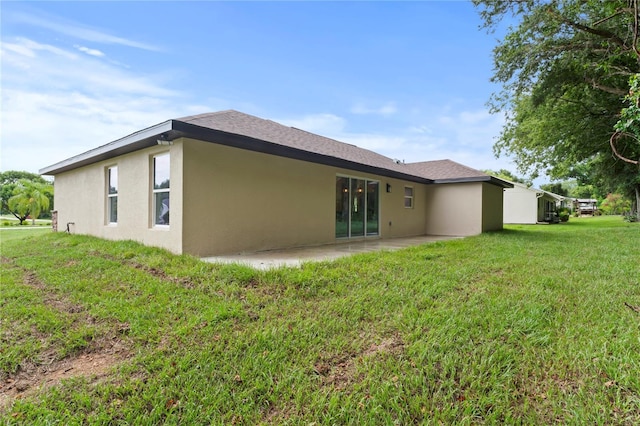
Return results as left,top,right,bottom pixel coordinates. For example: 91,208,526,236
107,166,118,224
153,153,170,226
404,186,414,208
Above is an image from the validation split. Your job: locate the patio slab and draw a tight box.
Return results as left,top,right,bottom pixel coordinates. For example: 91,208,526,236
202,235,460,270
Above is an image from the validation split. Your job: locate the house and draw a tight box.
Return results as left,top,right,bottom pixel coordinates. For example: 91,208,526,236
503,181,566,224
40,110,511,256
574,198,598,216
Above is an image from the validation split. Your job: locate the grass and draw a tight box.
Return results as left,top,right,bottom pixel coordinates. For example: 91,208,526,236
0,215,52,228
0,228,51,243
0,216,639,424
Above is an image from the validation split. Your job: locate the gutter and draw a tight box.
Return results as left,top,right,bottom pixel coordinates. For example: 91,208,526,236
434,175,513,188
39,119,435,185
40,120,174,175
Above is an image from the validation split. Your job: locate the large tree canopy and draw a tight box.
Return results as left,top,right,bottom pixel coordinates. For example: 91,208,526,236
0,171,53,223
474,0,640,214
7,179,53,225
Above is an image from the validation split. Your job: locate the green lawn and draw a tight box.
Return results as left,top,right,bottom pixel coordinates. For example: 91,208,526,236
0,215,52,228
0,228,51,243
1,216,639,424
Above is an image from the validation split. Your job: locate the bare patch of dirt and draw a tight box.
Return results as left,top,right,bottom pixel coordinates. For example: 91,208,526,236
314,334,405,390
0,344,130,413
0,259,134,412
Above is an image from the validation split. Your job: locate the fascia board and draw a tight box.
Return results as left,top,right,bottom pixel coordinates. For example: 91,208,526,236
39,120,173,175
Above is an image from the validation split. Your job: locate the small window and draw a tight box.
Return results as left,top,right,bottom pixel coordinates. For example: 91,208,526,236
153,153,170,226
107,166,118,224
404,186,414,208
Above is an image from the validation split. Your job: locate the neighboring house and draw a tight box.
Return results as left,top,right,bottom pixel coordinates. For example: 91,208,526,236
503,181,566,224
40,110,511,256
574,198,598,215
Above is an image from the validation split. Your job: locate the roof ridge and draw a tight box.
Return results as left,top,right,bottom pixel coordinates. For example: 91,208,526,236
288,126,359,148
175,109,241,123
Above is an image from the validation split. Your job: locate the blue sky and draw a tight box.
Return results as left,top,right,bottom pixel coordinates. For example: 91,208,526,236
1,1,522,180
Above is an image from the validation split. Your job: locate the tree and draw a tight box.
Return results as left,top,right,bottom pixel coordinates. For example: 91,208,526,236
0,171,51,216
6,179,53,225
473,0,640,219
482,169,532,186
600,193,632,215
540,183,569,197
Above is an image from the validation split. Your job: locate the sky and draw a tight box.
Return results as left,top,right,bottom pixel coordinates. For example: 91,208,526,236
1,1,526,181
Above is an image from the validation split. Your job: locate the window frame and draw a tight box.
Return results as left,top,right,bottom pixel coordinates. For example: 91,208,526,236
404,186,414,209
106,165,118,225
335,174,380,238
152,153,171,227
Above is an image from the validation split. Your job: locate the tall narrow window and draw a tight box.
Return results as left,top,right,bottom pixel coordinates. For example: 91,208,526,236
107,166,118,224
153,153,170,226
404,186,414,208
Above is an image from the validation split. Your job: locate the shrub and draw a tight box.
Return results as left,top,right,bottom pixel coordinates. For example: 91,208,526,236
624,213,639,222
600,193,631,215
557,207,570,222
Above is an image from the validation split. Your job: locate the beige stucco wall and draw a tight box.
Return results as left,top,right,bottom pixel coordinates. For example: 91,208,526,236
51,143,184,253
181,138,429,256
424,182,484,236
51,137,507,256
503,184,538,224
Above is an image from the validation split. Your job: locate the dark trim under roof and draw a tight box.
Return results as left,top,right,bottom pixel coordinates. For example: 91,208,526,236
433,175,513,188
40,118,433,184
40,111,511,188
170,120,434,184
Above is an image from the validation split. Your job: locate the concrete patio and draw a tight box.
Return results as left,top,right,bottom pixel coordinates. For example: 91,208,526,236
202,235,460,270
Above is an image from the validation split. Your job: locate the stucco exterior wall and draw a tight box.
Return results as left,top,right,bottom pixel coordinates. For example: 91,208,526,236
424,182,483,236
380,177,428,240
481,182,504,232
181,139,429,256
51,143,184,253
503,185,537,224
50,137,506,256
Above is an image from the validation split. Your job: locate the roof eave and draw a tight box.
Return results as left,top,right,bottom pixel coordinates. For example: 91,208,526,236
433,176,513,188
171,120,434,184
39,118,435,184
39,120,174,175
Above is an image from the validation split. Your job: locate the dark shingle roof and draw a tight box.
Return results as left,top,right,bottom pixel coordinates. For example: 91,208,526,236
40,109,511,188
175,110,418,178
407,159,489,181
407,159,511,187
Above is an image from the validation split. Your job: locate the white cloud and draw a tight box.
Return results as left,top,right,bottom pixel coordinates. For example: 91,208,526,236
75,45,105,57
0,38,202,173
2,37,77,61
11,11,161,51
275,106,516,175
350,102,397,116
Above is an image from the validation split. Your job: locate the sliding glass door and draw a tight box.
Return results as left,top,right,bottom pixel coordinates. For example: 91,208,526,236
335,176,379,238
